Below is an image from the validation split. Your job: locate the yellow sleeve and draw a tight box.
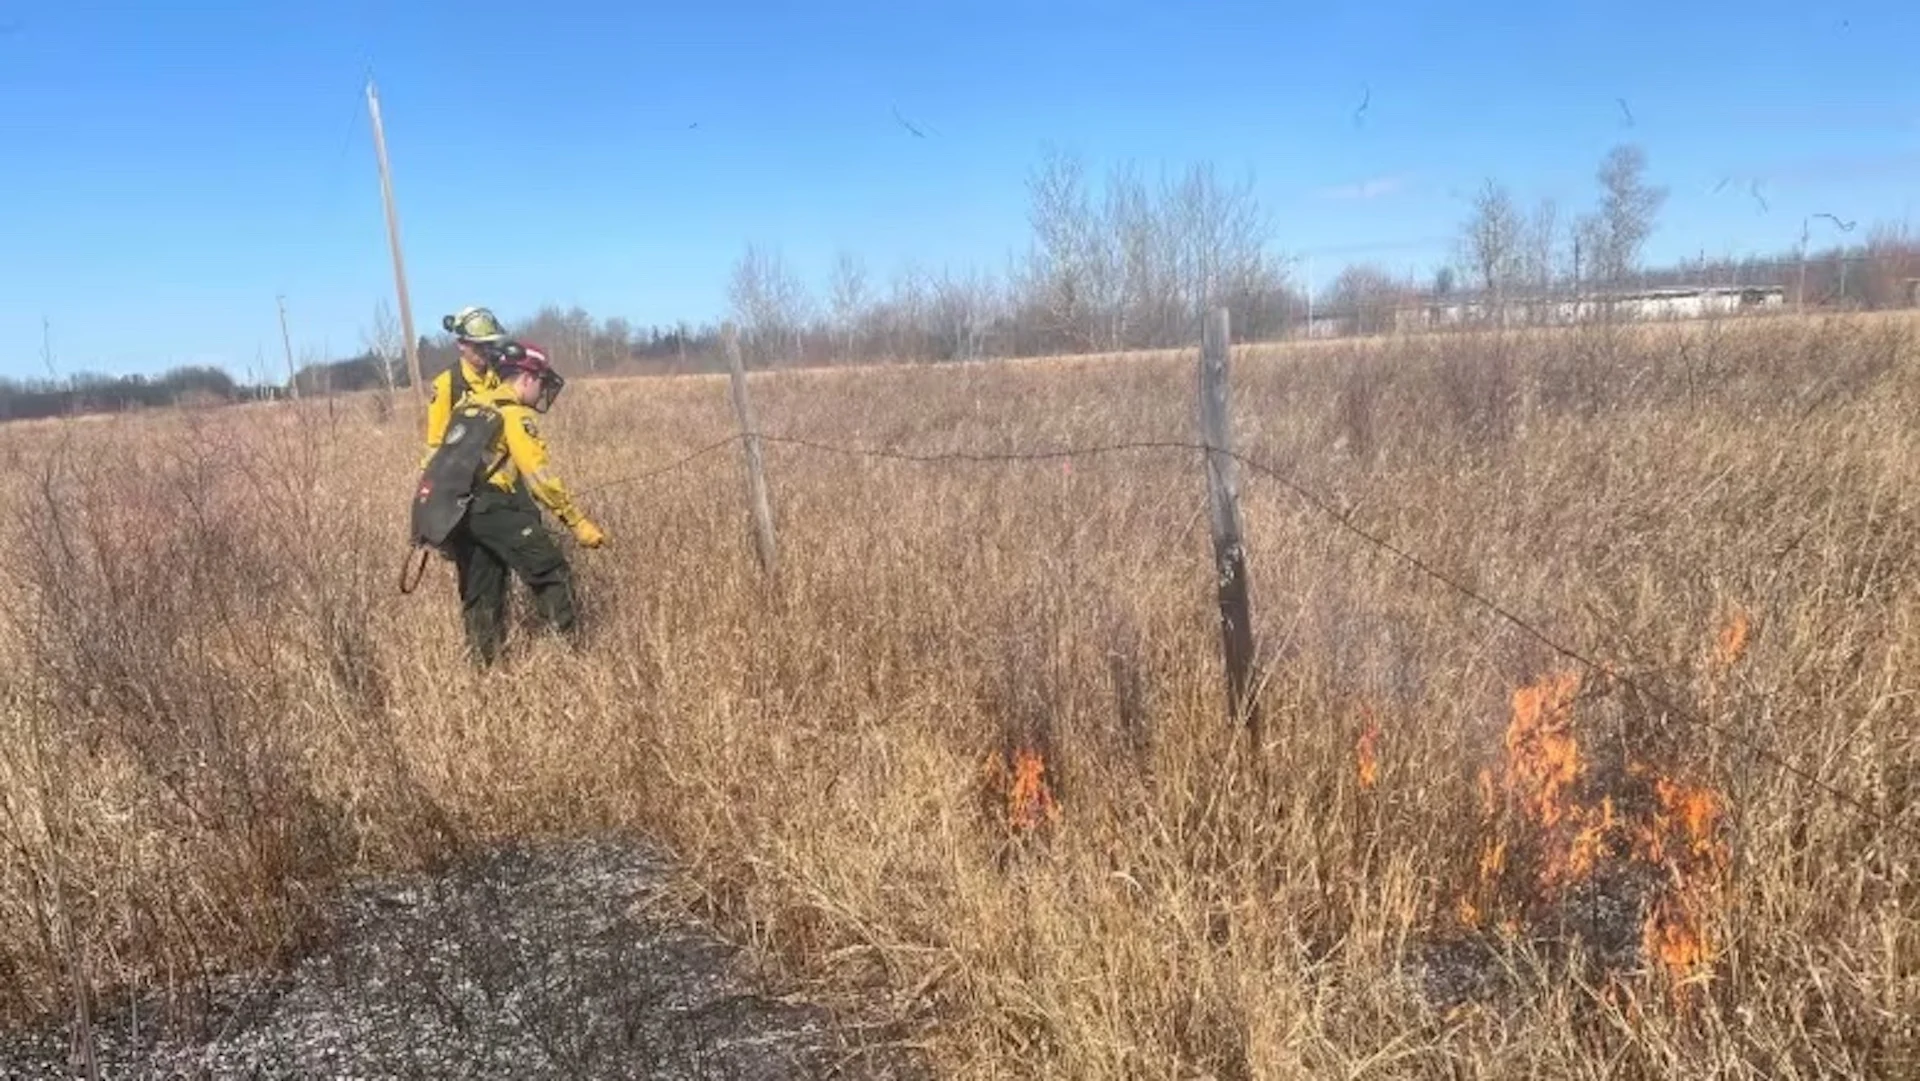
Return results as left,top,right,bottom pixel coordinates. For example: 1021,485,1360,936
500,406,587,526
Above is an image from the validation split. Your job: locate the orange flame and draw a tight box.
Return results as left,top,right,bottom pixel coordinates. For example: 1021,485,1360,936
1005,747,1060,831
1711,609,1751,673
1457,668,1730,999
1637,777,1728,990
1356,721,1381,791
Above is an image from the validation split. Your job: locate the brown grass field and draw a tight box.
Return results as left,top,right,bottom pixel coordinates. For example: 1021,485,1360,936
1,312,1916,1077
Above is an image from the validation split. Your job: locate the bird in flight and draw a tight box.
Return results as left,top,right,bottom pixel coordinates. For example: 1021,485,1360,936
892,106,929,138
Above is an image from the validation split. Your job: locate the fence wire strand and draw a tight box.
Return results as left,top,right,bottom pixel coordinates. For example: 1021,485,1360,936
577,426,1912,843
577,434,745,496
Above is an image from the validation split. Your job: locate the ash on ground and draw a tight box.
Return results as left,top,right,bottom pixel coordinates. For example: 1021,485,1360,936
1406,865,1671,1015
0,837,927,1080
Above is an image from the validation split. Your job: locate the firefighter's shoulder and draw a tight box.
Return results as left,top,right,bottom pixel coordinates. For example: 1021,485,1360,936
498,402,542,442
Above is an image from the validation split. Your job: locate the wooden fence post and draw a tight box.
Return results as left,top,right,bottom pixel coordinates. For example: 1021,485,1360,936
1198,306,1261,740
724,323,780,582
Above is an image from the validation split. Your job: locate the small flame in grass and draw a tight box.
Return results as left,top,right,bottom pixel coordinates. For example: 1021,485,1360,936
1356,720,1381,791
1008,748,1060,830
1637,776,1728,987
1503,671,1583,835
985,746,1060,833
1711,608,1751,674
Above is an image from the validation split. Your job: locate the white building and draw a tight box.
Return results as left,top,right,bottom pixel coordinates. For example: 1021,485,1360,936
1395,285,1787,333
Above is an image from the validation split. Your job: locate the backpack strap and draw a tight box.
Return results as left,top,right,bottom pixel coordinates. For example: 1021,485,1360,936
449,357,470,407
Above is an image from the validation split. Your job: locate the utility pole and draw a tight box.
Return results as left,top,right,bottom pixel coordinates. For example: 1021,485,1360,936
366,76,425,401
1304,253,1314,339
1798,217,1810,315
276,295,300,400
1799,212,1858,314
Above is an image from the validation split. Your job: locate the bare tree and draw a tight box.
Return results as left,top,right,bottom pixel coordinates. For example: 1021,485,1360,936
360,299,402,396
514,305,598,373
1323,263,1408,336
1103,161,1161,349
1578,144,1667,287
1459,179,1523,308
1166,161,1272,346
597,316,634,371
927,268,1002,361
828,250,868,360
1522,198,1561,295
1017,149,1279,353
1020,145,1113,352
562,306,595,373
728,243,811,364
1860,221,1920,309
872,262,929,361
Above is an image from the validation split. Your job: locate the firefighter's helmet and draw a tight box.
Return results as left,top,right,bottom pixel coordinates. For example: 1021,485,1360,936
497,342,565,413
442,306,507,345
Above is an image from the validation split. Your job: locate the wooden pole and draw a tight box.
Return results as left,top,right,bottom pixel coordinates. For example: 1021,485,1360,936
1198,306,1260,738
724,323,780,581
1797,217,1809,315
366,77,425,402
276,295,300,400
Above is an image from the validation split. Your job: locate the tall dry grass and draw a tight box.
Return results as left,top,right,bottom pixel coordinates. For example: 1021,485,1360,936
0,313,1916,1077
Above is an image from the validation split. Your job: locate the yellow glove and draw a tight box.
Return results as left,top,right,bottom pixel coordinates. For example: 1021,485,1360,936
571,518,606,549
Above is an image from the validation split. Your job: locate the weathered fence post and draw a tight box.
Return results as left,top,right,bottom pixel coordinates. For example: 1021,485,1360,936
1198,306,1261,740
723,323,780,582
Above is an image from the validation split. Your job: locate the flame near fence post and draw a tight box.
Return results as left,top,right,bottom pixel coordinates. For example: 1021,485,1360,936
1198,307,1261,741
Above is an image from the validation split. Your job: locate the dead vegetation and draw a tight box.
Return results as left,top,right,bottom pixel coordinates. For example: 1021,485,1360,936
0,312,1916,1077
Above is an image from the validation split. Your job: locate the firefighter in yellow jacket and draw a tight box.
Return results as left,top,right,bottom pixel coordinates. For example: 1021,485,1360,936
423,305,508,465
444,343,606,665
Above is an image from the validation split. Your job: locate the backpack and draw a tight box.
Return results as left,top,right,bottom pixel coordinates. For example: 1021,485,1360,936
409,402,509,550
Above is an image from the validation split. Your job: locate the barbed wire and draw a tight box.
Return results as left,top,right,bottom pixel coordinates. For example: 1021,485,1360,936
576,434,745,496
577,427,1912,843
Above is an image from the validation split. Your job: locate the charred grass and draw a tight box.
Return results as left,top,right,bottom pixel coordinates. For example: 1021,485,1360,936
0,313,1916,1077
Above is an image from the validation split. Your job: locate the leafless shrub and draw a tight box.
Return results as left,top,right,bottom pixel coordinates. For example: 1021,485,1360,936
0,311,1915,1078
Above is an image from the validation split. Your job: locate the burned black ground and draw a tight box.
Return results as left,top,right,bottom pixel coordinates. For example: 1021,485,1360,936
0,837,927,1080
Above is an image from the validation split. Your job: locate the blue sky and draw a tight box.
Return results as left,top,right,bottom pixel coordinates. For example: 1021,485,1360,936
1,0,1915,380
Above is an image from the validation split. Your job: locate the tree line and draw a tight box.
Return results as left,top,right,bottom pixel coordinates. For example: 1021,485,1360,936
5,142,1916,423
728,140,1919,361
0,366,259,423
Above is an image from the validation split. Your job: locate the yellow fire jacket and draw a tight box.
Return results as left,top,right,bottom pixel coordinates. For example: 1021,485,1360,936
422,357,498,461
469,384,590,528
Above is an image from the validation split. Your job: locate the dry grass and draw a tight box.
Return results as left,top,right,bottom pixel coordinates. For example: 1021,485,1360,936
1,312,1917,1077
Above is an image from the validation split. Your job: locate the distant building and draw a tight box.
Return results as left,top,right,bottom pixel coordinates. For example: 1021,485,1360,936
1304,315,1353,339
1394,285,1787,333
